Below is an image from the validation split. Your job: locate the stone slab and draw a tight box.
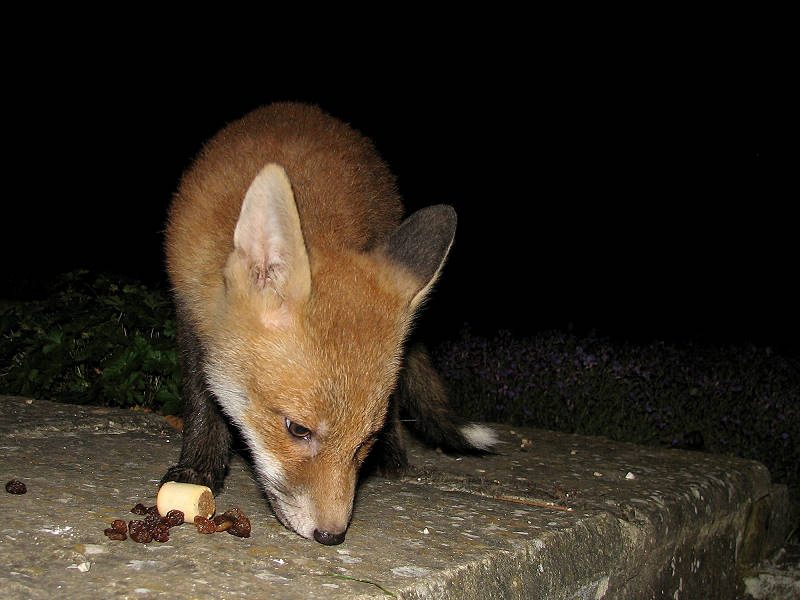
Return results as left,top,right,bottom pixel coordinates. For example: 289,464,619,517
0,396,792,599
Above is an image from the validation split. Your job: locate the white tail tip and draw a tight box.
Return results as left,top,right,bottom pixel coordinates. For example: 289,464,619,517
459,423,499,451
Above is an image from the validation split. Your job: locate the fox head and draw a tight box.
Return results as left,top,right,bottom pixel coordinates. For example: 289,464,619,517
202,163,455,544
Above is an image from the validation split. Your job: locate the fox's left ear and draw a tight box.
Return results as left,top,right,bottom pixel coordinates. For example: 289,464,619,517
380,205,457,310
227,163,311,327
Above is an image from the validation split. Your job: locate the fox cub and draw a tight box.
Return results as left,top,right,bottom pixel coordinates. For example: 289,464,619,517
162,103,497,545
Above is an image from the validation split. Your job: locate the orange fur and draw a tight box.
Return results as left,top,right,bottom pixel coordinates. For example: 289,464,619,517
165,103,448,542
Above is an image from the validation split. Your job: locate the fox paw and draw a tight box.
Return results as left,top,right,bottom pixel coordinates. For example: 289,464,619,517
376,460,409,479
160,465,221,493
365,445,409,480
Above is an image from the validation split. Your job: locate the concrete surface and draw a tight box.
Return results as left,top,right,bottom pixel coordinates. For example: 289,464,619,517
0,395,795,599
741,544,800,599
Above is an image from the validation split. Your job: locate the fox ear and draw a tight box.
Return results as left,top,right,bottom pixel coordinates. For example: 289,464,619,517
228,163,311,319
381,204,457,310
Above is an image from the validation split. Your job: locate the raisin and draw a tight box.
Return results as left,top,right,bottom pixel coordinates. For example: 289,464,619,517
5,480,26,494
146,505,160,516
151,522,170,543
104,528,127,541
128,519,145,534
223,508,246,522
128,520,152,543
143,511,162,529
131,503,148,515
213,517,234,532
130,529,152,543
227,517,251,538
111,519,128,533
194,516,216,534
164,509,184,527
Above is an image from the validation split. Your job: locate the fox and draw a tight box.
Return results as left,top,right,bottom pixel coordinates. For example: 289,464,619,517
161,102,497,545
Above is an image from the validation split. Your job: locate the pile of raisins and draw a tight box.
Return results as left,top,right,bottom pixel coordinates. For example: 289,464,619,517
104,503,250,543
194,508,251,538
104,504,185,543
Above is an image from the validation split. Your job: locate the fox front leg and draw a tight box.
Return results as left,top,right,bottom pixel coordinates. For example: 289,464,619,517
161,315,232,493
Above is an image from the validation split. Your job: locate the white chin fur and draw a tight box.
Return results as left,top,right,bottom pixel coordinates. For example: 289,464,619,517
269,493,316,540
460,423,499,450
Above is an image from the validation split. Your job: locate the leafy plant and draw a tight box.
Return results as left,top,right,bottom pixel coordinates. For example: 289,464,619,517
0,270,182,414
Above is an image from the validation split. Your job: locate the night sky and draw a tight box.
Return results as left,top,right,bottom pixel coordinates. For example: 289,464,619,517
3,50,793,356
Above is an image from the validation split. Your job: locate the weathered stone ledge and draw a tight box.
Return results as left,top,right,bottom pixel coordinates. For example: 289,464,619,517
0,396,793,599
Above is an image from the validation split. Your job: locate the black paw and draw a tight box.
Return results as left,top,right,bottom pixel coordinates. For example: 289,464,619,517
358,444,409,481
374,448,409,479
160,465,222,493
377,462,409,479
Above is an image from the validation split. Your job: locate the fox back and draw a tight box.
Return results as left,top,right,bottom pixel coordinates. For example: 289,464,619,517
164,103,465,544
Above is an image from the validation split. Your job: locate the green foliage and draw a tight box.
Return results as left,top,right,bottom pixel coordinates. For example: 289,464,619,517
0,271,182,413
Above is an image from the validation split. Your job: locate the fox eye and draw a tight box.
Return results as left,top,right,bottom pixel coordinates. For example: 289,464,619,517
285,418,312,439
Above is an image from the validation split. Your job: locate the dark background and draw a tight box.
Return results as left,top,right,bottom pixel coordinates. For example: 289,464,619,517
2,40,794,356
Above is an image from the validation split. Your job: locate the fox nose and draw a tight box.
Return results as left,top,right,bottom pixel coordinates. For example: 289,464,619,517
313,528,346,545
